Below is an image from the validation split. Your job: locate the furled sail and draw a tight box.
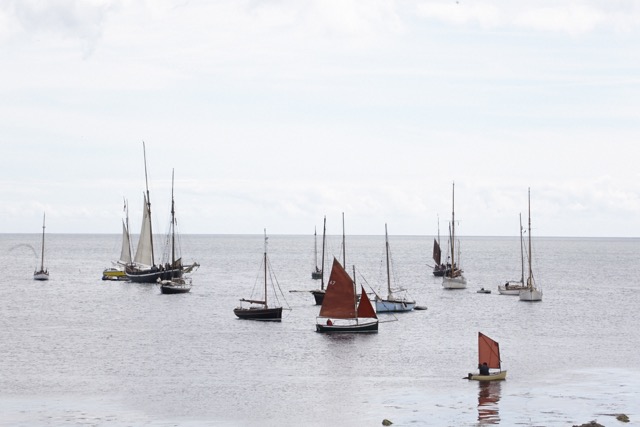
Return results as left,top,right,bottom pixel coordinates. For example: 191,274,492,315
319,258,357,319
478,332,501,370
134,193,154,267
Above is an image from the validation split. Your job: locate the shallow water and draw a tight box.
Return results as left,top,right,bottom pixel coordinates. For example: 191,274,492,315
1,234,639,426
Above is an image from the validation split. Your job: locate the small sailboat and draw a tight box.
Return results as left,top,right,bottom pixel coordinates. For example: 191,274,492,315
375,224,416,312
102,199,132,281
432,216,449,276
310,216,327,305
126,143,198,283
234,230,286,321
519,188,543,302
33,213,49,281
316,258,378,333
159,170,193,295
498,213,526,295
311,226,322,280
466,332,507,381
442,182,467,289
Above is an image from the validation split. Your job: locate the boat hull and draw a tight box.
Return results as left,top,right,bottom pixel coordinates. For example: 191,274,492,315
315,320,378,333
311,271,322,280
519,288,543,301
498,282,525,295
432,265,449,277
375,299,415,312
102,268,128,281
442,275,467,289
33,271,49,281
159,279,191,294
234,307,282,321
468,370,507,381
126,267,183,283
311,290,325,305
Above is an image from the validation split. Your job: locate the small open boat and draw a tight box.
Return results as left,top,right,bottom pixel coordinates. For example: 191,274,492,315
467,332,507,381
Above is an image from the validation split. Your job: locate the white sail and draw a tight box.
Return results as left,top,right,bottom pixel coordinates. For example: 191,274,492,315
119,219,132,265
134,193,154,267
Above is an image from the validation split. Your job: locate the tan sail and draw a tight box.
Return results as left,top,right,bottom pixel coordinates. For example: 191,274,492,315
478,332,501,370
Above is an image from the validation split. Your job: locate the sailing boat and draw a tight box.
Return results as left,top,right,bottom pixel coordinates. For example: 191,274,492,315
33,213,49,281
311,226,322,279
102,199,133,281
375,224,416,312
519,188,543,302
159,170,193,294
310,216,327,305
442,182,467,289
466,332,507,381
432,216,449,276
126,143,198,283
316,257,378,333
498,213,527,295
234,230,285,320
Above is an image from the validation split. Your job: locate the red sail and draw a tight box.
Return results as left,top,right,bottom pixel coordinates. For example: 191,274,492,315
356,286,377,319
478,332,501,370
318,258,357,319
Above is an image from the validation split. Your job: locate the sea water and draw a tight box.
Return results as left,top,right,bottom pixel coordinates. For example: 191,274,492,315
1,234,639,426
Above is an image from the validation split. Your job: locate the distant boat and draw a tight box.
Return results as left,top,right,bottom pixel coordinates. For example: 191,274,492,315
102,199,132,281
159,170,193,295
126,143,198,283
466,332,507,381
310,216,327,305
477,288,491,294
519,188,543,302
432,216,449,276
311,226,322,280
316,258,378,333
375,224,416,312
234,230,285,321
498,213,526,295
33,213,49,281
442,182,467,289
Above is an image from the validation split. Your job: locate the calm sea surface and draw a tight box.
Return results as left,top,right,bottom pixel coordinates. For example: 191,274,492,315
1,233,639,426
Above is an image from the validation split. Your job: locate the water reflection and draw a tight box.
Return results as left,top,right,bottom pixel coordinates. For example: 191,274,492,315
477,380,501,425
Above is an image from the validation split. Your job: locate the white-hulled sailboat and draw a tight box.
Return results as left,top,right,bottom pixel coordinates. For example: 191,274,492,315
442,182,467,289
375,224,415,312
498,213,526,295
33,213,49,281
519,188,543,302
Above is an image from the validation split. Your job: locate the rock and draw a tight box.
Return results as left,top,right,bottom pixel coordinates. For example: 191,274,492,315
616,414,630,423
382,419,393,426
572,422,605,427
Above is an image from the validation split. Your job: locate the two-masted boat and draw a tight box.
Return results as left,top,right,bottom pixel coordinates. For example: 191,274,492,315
375,224,416,312
442,182,467,289
316,258,378,333
519,188,543,302
498,213,526,295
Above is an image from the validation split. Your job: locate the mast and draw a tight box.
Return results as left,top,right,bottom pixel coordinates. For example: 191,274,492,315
527,188,532,288
385,223,391,297
264,229,268,308
314,226,318,269
142,141,155,265
321,216,326,291
519,213,524,284
450,182,455,271
170,169,176,268
342,212,346,268
39,212,46,271
352,264,357,323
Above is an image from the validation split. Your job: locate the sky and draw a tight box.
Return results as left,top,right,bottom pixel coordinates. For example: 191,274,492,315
1,0,640,237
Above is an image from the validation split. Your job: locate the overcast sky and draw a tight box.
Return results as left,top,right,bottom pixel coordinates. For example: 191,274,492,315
2,0,640,237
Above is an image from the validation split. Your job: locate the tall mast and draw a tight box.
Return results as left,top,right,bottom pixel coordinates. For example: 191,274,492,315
385,223,391,296
170,169,176,267
142,141,155,265
264,229,268,307
342,212,346,268
124,198,132,263
450,182,455,269
39,212,46,270
519,213,524,284
527,188,532,287
321,216,326,290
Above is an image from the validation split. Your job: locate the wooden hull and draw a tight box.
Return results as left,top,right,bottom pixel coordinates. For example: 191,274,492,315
519,288,543,301
442,275,467,289
311,290,325,305
33,270,49,281
234,306,282,321
160,281,191,294
375,298,415,312
315,320,378,333
498,282,525,295
468,370,507,381
126,267,183,283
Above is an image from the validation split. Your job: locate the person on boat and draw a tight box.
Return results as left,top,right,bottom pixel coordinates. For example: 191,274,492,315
478,362,490,375
326,319,333,326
